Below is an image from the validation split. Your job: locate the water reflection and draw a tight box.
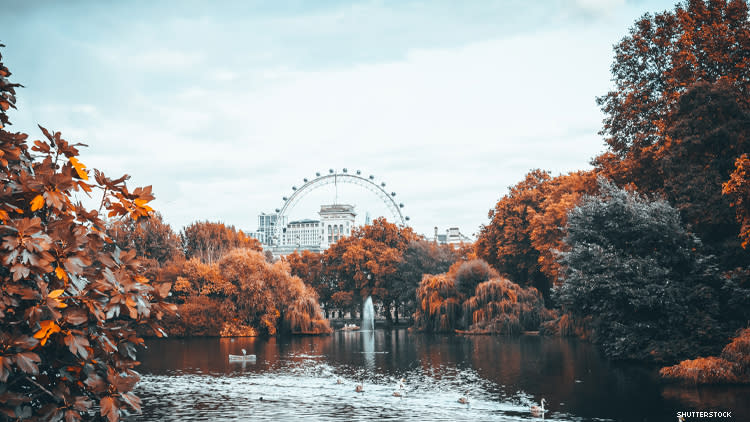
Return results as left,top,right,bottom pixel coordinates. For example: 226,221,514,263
131,331,748,421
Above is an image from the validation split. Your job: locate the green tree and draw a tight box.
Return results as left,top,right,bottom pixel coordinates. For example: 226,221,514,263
554,179,747,362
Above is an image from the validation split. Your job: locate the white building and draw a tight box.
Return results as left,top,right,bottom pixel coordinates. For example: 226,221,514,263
249,213,283,245
282,218,323,248
319,204,356,248
264,203,358,257
431,226,472,245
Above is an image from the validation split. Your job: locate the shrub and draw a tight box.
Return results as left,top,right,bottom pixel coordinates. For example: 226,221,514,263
463,278,553,335
660,328,750,384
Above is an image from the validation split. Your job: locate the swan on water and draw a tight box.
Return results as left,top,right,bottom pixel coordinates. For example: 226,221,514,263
530,398,547,416
458,390,469,404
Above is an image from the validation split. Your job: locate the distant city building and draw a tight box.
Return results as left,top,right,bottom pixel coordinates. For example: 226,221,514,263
262,204,357,257
431,226,471,245
319,204,356,248
282,218,323,248
249,213,282,245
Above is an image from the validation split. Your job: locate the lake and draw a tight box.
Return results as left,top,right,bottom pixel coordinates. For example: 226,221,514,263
129,330,749,421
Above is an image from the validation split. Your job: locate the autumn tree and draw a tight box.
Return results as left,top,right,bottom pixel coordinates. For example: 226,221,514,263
595,0,750,274
463,278,551,335
477,170,597,298
528,170,598,286
597,0,750,171
413,274,461,333
181,221,261,264
448,259,498,298
724,154,750,250
0,44,175,421
321,218,419,324
219,249,330,335
476,169,550,294
284,250,329,315
395,240,458,321
108,212,181,265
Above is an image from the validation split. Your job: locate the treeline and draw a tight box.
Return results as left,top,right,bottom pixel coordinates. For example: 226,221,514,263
284,217,466,325
471,0,750,383
107,218,330,336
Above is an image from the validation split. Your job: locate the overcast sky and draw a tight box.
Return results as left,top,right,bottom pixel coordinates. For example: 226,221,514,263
1,0,677,239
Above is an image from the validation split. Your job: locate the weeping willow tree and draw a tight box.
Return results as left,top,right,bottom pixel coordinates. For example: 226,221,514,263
413,274,462,333
463,278,553,335
284,289,332,334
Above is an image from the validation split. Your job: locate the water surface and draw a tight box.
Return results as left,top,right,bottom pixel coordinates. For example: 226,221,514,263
130,330,749,421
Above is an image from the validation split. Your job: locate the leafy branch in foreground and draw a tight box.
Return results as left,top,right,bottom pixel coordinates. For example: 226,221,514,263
0,43,175,421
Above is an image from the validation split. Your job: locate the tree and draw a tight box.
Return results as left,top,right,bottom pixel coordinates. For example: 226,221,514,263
448,259,498,298
284,250,329,315
657,81,750,269
554,178,745,362
107,212,182,267
476,169,550,294
0,45,175,421
321,218,419,324
529,170,599,286
413,274,461,333
724,153,750,249
181,221,261,264
463,278,551,335
395,240,458,321
218,249,330,335
597,0,750,164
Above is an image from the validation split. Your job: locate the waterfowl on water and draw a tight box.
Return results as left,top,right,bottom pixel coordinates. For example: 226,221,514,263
530,398,546,416
392,378,406,397
457,390,469,404
355,383,364,393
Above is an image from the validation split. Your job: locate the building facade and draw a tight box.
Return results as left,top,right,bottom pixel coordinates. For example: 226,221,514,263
319,204,357,248
261,203,358,257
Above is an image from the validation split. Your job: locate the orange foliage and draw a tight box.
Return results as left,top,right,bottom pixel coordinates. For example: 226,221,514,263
219,249,331,335
539,313,592,339
181,221,261,264
660,328,750,384
463,278,553,335
0,44,175,420
322,218,418,322
659,357,741,385
529,170,598,284
413,274,462,333
476,169,598,296
723,154,750,248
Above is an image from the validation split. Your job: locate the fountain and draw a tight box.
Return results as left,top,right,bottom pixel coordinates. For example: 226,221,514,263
361,296,374,331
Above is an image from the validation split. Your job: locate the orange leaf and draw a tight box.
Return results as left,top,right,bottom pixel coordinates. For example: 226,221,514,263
100,396,118,422
69,157,89,180
30,194,44,212
33,320,61,346
56,267,69,281
49,289,64,298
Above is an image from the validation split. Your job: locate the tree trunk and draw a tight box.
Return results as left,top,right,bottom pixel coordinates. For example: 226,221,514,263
384,302,393,326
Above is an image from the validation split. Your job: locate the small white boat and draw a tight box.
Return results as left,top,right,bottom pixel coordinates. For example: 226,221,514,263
341,324,360,331
229,349,256,362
